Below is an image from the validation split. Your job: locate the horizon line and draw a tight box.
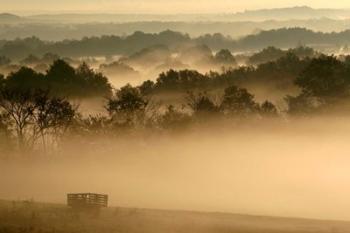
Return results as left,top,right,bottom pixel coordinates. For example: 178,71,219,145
2,5,349,17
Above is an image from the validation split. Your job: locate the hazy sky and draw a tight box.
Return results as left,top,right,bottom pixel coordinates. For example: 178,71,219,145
2,0,350,14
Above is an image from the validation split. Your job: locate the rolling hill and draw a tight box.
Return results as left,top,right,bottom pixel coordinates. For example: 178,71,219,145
1,200,350,233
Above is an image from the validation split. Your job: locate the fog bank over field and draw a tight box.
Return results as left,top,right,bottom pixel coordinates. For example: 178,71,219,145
3,3,350,228
1,117,350,221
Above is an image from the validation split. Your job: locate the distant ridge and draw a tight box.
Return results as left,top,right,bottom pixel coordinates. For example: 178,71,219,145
0,13,23,22
231,6,350,21
0,13,22,20
0,6,348,24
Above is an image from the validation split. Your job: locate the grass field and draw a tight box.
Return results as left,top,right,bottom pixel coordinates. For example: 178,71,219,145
1,200,350,233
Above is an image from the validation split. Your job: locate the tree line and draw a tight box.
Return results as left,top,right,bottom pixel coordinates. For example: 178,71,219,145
0,83,278,155
138,51,312,95
1,54,350,156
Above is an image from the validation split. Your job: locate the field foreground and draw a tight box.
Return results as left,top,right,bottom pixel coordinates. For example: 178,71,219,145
1,200,350,233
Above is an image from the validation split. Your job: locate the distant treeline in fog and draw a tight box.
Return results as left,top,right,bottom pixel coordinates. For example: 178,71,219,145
2,19,350,41
2,28,350,60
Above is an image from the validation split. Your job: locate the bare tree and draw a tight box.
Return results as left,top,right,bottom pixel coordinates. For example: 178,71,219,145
0,88,76,153
0,89,36,151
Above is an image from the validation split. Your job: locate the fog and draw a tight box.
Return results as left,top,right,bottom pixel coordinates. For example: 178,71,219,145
1,117,350,221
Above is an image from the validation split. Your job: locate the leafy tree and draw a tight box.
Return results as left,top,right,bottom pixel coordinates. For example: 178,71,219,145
155,69,208,92
106,84,148,128
158,105,191,131
248,46,285,65
0,74,5,89
75,62,112,97
285,93,320,116
99,61,139,78
123,45,171,68
215,49,237,66
288,46,316,59
179,44,214,66
284,55,350,115
295,55,349,101
21,54,40,65
186,92,219,118
0,56,11,66
6,67,45,91
220,86,258,117
139,80,155,96
42,53,60,64
33,63,49,73
260,101,278,117
46,59,76,83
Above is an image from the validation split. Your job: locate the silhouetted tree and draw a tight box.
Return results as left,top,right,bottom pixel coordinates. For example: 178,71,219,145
6,67,45,91
21,54,40,65
75,114,111,137
46,59,76,95
0,88,76,152
41,53,60,64
260,101,278,117
179,44,214,64
215,49,237,66
0,56,11,66
187,92,219,118
0,89,37,150
285,93,320,116
0,74,5,88
220,86,258,117
155,69,208,92
106,84,148,128
288,46,316,59
75,62,112,97
33,91,76,151
248,46,285,65
139,80,155,96
295,55,349,102
0,112,12,154
158,105,191,131
99,61,140,79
